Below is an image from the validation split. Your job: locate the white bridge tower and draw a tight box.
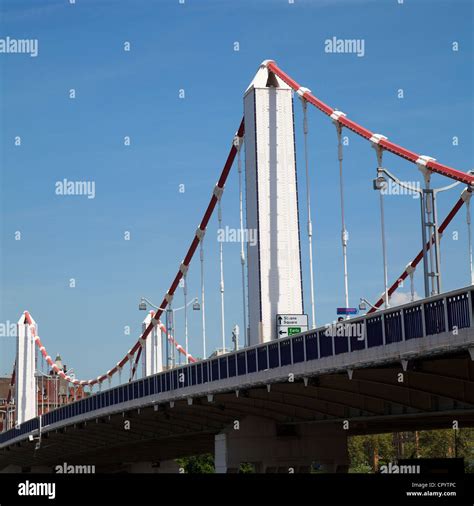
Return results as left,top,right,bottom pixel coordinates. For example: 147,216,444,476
244,61,304,345
16,312,37,425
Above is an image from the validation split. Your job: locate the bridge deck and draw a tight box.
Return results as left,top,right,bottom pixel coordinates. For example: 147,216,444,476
1,286,473,458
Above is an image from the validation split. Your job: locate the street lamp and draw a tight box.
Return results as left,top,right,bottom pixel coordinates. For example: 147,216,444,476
138,296,200,368
138,296,200,313
376,167,461,297
359,297,378,312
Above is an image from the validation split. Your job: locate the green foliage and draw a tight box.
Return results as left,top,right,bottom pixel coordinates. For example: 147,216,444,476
348,429,474,473
175,455,257,473
348,434,367,469
176,453,214,473
239,462,255,473
175,429,474,474
348,464,372,474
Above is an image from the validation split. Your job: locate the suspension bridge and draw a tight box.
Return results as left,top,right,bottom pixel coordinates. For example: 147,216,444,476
1,60,473,473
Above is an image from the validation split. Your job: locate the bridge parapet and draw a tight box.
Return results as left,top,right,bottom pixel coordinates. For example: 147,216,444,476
1,286,473,450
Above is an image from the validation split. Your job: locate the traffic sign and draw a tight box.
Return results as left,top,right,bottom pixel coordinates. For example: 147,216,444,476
288,327,301,335
337,307,358,315
277,314,308,326
276,314,308,339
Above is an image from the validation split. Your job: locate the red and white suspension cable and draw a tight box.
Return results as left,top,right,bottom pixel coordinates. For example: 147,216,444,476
21,119,244,387
26,311,197,389
14,61,474,384
266,61,473,186
261,60,473,310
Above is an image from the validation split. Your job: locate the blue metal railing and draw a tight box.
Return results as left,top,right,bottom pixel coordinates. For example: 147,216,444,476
1,286,472,447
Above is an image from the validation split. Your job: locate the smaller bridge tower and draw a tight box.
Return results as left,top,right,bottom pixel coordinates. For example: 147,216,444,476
16,312,36,425
142,311,162,376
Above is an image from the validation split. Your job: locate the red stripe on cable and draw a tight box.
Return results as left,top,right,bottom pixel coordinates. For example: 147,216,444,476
129,118,244,379
24,118,244,387
267,62,473,186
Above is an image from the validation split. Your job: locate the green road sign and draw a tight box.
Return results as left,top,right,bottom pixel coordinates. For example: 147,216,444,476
288,327,301,335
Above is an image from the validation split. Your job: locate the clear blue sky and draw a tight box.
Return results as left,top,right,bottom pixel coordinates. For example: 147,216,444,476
1,0,472,381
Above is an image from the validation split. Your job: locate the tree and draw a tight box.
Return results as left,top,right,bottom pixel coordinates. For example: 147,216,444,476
176,454,214,473
348,429,474,473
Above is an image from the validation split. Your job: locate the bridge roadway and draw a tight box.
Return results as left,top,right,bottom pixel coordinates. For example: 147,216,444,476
1,287,473,472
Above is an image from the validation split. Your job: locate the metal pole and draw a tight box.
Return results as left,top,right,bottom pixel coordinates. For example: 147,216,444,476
377,165,460,301
336,124,349,310
467,197,474,284
171,310,176,368
432,190,442,294
41,354,44,414
200,239,207,358
183,274,189,364
426,189,437,295
218,200,226,352
379,189,390,308
420,191,430,298
166,308,172,369
302,99,316,328
375,148,389,309
35,346,38,416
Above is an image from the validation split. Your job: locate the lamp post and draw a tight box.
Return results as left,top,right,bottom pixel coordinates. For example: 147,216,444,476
138,296,200,314
359,297,379,313
166,308,173,369
375,167,460,298
139,296,200,369
373,172,390,309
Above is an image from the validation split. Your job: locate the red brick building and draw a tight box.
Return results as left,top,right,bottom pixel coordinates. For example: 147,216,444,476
1,355,86,432
0,377,11,432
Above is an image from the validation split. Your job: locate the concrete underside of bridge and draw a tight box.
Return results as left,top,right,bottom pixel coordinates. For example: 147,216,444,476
1,350,473,473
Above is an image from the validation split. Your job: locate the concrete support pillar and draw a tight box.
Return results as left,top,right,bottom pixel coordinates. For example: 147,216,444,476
214,433,228,474
214,416,349,473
